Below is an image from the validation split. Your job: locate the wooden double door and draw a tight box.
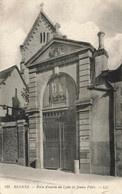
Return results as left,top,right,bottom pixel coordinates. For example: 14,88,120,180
43,110,76,171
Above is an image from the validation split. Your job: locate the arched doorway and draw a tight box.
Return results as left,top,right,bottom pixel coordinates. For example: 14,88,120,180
43,73,77,171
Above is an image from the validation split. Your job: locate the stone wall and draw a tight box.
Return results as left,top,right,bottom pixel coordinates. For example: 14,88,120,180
90,92,110,175
115,128,122,176
115,81,122,176
0,120,28,166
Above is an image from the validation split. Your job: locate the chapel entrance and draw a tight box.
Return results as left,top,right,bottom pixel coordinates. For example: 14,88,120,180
43,109,76,171
43,73,77,171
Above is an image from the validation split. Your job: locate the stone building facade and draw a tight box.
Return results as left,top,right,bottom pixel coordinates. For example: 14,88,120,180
19,5,122,176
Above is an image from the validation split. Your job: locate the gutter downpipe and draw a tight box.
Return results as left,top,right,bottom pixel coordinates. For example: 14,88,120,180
113,83,117,176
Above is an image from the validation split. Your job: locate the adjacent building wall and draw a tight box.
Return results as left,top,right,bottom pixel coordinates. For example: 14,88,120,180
0,69,27,117
91,90,110,175
115,81,122,176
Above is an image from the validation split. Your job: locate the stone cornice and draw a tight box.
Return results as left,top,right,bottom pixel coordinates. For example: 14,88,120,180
26,108,39,115
24,38,95,67
75,99,93,107
31,54,79,73
28,47,94,73
94,48,109,58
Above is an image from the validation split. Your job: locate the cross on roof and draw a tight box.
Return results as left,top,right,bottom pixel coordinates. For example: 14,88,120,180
40,2,44,11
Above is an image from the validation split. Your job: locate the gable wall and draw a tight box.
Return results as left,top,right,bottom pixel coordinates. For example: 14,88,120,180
0,69,27,117
21,19,54,64
34,42,81,64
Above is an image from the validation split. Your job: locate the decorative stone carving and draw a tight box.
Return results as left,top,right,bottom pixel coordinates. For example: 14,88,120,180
49,46,63,58
49,93,66,104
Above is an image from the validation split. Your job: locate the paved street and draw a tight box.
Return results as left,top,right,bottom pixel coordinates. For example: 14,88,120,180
0,163,122,194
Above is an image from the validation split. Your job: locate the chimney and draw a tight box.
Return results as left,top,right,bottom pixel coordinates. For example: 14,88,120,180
97,31,105,49
94,31,109,78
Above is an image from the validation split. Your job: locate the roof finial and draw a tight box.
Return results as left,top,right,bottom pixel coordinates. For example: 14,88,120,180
40,2,44,11
55,23,60,34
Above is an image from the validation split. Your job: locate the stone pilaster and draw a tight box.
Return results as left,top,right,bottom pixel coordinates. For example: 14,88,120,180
28,69,42,168
76,50,93,174
78,50,92,101
28,112,43,169
17,120,27,166
77,105,91,173
28,69,38,111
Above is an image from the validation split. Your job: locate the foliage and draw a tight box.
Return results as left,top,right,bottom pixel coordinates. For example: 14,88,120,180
21,88,29,103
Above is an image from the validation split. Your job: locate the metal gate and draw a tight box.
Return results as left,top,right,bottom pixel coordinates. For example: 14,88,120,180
43,109,76,171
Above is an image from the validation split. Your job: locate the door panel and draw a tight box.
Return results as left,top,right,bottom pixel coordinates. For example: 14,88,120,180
61,123,76,170
43,110,76,171
43,117,60,169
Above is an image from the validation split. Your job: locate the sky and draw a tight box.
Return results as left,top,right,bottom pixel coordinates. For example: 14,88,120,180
0,0,122,71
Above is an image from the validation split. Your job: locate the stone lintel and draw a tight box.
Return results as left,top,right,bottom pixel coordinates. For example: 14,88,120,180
26,108,39,114
2,121,17,128
75,99,92,107
17,119,26,125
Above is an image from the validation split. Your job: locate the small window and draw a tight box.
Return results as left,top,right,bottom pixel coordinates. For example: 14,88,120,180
40,33,42,43
43,32,45,42
121,103,122,111
47,33,50,42
121,88,122,95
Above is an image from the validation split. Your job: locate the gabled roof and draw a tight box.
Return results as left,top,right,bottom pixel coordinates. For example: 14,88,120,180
22,6,62,47
0,65,28,88
102,63,122,82
25,36,95,67
0,66,15,85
